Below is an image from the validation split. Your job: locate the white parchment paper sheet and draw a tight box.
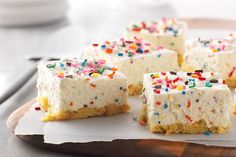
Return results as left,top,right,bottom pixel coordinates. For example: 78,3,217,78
15,103,44,135
14,96,236,146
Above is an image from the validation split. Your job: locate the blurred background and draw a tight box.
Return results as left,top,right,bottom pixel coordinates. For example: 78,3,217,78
1,0,235,105
0,0,235,156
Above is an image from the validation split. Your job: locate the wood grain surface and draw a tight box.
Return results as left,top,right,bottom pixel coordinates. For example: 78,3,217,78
6,18,236,156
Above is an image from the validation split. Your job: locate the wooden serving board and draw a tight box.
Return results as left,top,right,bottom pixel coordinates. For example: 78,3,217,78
181,18,236,30
6,18,236,156
6,99,236,157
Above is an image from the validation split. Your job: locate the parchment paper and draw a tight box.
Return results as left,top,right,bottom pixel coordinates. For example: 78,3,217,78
15,96,236,146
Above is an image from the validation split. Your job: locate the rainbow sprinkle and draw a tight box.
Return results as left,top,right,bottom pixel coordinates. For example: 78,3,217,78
198,38,233,53
91,37,165,64
149,70,225,95
45,58,119,80
128,17,185,37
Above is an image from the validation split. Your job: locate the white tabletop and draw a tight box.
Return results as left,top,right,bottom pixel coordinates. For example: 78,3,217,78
0,0,235,156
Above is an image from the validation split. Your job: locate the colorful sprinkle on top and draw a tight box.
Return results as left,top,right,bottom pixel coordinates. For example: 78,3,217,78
91,37,165,59
194,38,235,53
127,18,186,36
43,58,121,80
148,71,226,95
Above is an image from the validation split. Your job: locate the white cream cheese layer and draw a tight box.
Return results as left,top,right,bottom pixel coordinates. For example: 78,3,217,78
37,58,128,113
83,38,179,85
184,38,236,79
143,71,232,128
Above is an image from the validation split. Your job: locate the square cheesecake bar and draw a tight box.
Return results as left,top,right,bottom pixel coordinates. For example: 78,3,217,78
37,58,130,121
141,71,232,134
83,37,179,96
183,37,236,88
125,18,187,65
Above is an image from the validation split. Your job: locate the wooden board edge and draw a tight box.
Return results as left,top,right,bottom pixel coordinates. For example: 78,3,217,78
181,17,236,30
